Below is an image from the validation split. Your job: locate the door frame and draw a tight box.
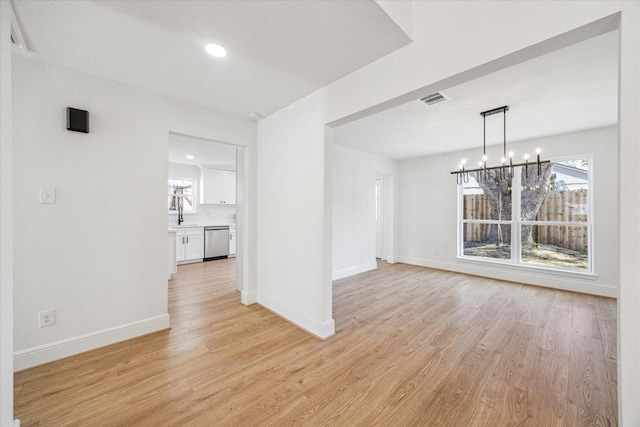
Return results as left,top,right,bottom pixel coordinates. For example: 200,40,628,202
375,177,384,259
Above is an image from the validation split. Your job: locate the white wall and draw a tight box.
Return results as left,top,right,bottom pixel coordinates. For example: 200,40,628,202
617,5,640,425
332,144,397,280
12,54,256,370
0,1,14,424
396,126,618,296
257,93,335,338
332,144,377,280
257,2,638,423
168,163,236,226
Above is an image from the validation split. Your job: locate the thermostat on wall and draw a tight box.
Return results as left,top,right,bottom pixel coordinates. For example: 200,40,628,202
66,107,89,133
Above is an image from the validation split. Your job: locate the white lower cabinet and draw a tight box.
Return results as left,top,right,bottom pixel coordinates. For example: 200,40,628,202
168,230,177,279
229,225,237,257
184,233,204,260
175,227,204,263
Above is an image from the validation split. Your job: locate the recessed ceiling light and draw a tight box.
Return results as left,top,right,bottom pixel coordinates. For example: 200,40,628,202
205,43,227,58
185,155,195,160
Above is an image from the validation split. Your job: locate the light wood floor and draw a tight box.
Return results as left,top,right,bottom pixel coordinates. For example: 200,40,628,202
14,260,617,426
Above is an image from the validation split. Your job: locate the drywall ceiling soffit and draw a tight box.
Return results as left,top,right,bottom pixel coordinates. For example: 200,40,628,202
334,30,619,161
11,0,411,118
168,133,237,171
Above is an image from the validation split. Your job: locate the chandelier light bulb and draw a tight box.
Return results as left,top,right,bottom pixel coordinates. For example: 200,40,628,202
535,147,541,154
501,157,506,164
482,155,487,162
508,151,514,158
524,153,530,160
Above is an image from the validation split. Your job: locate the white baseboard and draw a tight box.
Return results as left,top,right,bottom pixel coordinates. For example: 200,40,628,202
395,256,617,298
241,291,257,305
332,261,377,281
257,294,335,339
14,420,21,427
14,314,171,371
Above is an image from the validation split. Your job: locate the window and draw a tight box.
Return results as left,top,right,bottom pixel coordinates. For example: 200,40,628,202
459,157,592,273
168,177,195,214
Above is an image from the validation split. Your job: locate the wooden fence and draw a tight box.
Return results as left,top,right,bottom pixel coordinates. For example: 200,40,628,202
463,189,588,252
463,195,492,242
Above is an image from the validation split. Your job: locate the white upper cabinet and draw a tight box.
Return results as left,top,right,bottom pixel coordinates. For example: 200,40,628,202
222,171,236,204
200,168,223,204
200,168,236,204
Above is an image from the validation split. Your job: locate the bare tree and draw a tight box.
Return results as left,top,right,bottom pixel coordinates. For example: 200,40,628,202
475,169,512,246
520,164,553,245
476,163,553,246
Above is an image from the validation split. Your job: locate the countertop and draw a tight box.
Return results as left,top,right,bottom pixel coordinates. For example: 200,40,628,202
169,223,236,232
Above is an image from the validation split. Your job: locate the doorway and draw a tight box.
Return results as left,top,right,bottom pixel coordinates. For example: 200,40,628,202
375,177,383,259
168,132,242,295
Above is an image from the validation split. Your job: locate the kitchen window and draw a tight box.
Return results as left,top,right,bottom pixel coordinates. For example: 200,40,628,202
168,177,195,214
459,156,592,273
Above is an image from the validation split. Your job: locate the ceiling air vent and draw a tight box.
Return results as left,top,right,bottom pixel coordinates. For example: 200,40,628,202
420,92,448,106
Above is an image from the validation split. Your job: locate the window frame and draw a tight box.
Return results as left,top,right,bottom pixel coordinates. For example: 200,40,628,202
168,176,196,215
457,154,594,276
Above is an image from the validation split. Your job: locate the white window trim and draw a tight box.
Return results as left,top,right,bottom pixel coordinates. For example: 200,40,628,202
456,255,598,280
457,154,594,276
168,176,197,215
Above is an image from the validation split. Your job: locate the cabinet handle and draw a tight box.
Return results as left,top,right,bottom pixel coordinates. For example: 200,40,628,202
186,236,189,244
182,237,185,244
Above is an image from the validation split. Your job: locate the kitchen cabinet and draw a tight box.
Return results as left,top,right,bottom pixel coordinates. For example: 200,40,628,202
229,225,237,257
175,235,186,262
221,171,236,204
168,230,177,279
200,168,236,204
175,227,204,263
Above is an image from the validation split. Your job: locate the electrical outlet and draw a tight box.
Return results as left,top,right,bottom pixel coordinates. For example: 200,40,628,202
39,309,55,328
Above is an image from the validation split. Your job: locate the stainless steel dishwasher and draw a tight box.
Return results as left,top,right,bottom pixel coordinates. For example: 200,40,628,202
204,226,229,260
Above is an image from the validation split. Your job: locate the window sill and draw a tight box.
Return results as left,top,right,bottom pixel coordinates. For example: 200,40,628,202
456,255,598,281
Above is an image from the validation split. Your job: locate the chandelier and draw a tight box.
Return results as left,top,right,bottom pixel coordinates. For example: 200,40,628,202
451,105,549,184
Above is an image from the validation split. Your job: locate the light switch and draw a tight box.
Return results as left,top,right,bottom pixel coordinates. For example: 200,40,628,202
40,188,56,204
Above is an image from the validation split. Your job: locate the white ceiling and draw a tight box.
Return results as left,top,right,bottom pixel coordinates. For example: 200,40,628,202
11,0,411,118
334,31,619,160
168,133,237,171
12,2,618,162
